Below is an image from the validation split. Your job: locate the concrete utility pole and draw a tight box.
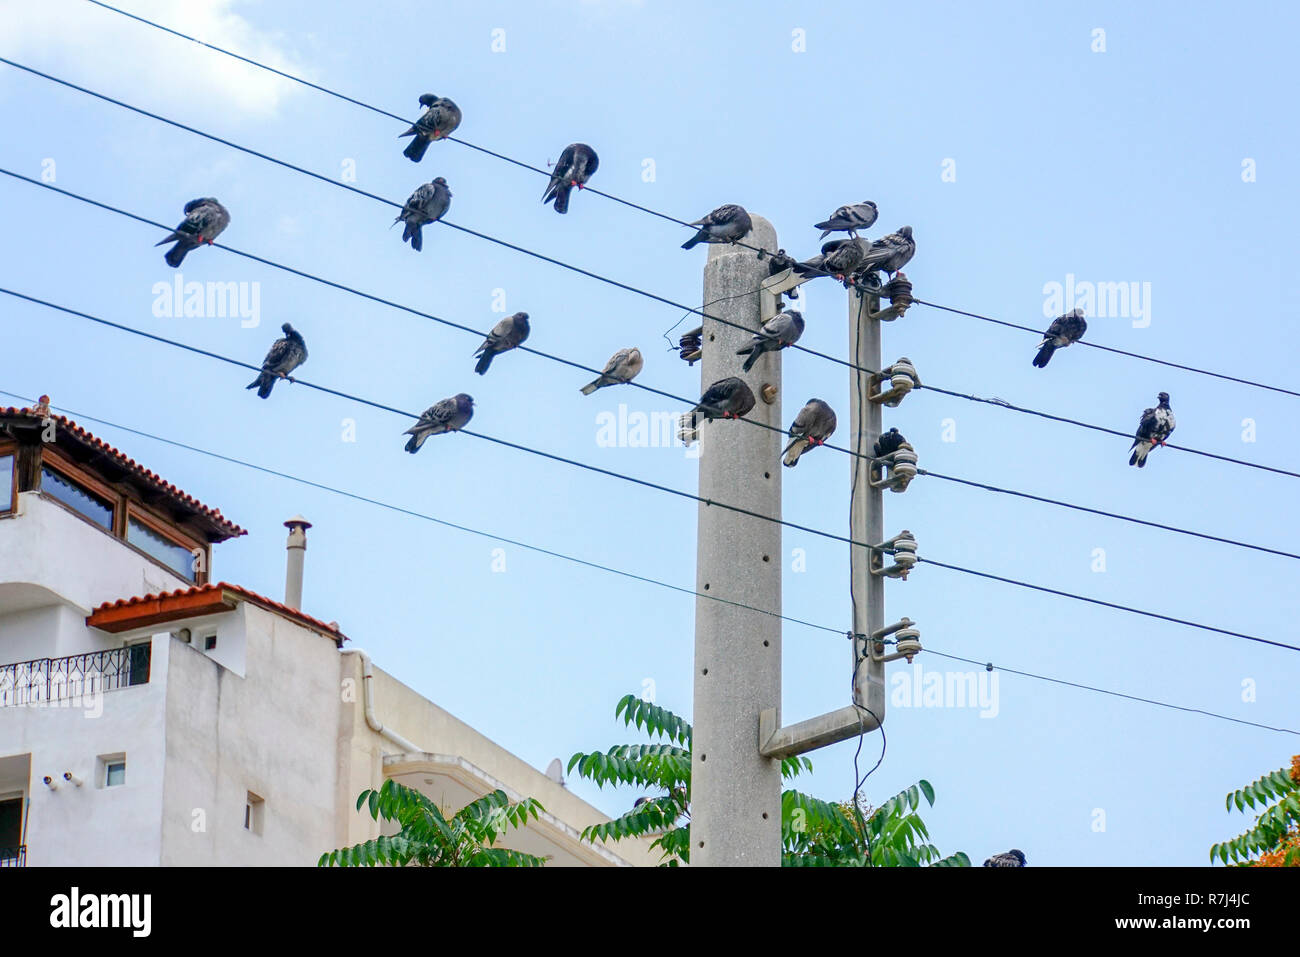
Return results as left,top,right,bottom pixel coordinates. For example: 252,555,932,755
691,214,783,867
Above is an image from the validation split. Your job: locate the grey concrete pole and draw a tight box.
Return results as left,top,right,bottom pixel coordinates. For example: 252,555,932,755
691,215,782,867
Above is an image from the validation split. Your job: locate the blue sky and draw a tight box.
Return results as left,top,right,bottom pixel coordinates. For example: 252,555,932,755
2,0,1297,866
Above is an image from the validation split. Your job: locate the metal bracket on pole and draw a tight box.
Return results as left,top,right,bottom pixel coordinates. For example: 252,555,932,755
868,357,920,407
869,444,918,492
870,529,917,580
866,617,923,664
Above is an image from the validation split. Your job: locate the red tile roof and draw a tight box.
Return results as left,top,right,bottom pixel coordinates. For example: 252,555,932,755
87,582,346,645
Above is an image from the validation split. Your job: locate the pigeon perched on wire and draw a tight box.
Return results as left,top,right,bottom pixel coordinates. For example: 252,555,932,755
681,204,752,250
394,178,451,251
872,427,908,460
814,201,878,240
580,347,643,395
399,94,462,162
543,143,599,214
1129,392,1175,468
856,226,915,279
473,312,530,375
155,197,229,268
246,323,307,399
1033,308,1087,368
782,399,837,467
983,849,1027,867
404,393,474,453
679,377,756,445
823,237,871,284
736,310,804,373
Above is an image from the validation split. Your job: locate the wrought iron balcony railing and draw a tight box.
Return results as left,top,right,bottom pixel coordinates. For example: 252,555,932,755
0,644,151,707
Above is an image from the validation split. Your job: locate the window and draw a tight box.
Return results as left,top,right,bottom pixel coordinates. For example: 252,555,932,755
244,792,264,835
41,465,113,530
98,754,126,788
127,515,198,582
0,454,13,514
203,634,217,651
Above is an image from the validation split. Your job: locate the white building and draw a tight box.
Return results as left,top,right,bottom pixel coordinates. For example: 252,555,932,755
0,398,655,867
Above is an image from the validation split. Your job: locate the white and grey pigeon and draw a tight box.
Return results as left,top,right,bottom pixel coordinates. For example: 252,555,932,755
736,310,805,372
404,393,474,453
1033,308,1087,368
783,399,837,467
983,849,1027,867
580,347,643,395
856,226,915,279
473,312,530,375
395,177,452,251
543,143,599,214
400,94,462,162
814,201,878,240
681,204,752,250
679,377,756,445
156,197,229,268
1129,392,1175,468
246,323,307,399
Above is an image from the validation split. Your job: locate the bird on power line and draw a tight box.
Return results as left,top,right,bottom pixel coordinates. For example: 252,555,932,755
680,204,753,250
856,225,915,279
736,310,805,372
1032,308,1087,368
155,197,229,267
473,312,530,375
399,94,462,162
403,393,474,453
822,237,871,285
246,323,308,399
679,377,756,445
983,849,1027,867
1129,392,1175,468
394,178,452,252
542,144,599,214
783,399,837,468
814,201,879,240
872,427,908,460
580,347,643,395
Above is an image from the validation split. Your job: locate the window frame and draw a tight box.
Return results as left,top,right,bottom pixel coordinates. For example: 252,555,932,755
0,440,15,516
124,502,209,585
37,452,118,534
103,760,126,788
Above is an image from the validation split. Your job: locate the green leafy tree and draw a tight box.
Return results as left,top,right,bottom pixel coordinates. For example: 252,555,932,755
320,779,548,867
1211,756,1300,866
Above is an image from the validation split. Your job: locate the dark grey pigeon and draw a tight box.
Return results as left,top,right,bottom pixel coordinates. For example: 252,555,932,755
679,377,756,444
681,204,752,250
395,177,451,252
783,399,837,467
823,237,870,283
857,226,915,278
814,201,878,240
473,312,530,375
1129,392,1175,468
400,94,462,162
404,393,474,453
1033,308,1087,368
581,347,643,395
983,849,1027,867
246,323,307,399
872,427,908,460
155,197,229,268
737,310,805,373
543,144,599,214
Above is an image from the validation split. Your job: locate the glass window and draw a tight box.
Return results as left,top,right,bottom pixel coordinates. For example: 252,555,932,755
105,761,126,788
127,516,197,582
41,466,113,530
0,454,12,514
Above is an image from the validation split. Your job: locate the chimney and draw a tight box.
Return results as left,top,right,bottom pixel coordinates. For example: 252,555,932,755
283,515,312,609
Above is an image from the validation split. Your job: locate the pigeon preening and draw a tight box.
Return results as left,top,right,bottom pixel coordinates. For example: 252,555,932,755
580,347,644,395
783,399,837,467
1033,308,1087,368
681,204,753,250
403,393,474,453
542,143,599,214
679,377,756,445
395,178,451,252
246,323,308,399
856,226,915,279
814,201,879,240
1129,392,1175,468
155,197,229,268
736,310,805,373
983,849,1027,867
872,427,908,460
822,237,871,284
399,94,462,162
473,312,530,375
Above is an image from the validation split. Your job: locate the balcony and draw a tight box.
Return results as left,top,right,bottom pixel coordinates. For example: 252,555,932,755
0,845,25,867
0,645,151,707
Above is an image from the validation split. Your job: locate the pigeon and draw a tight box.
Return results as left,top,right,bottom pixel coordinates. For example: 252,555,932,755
473,312,530,375
782,399,837,467
679,377,756,445
872,427,907,460
736,310,805,373
1033,308,1087,368
1129,392,1175,468
542,143,599,214
983,849,1027,867
814,201,878,240
403,393,474,453
394,178,451,252
822,237,870,283
681,204,752,250
399,94,462,162
856,226,915,278
246,323,308,399
155,198,229,268
580,347,643,395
